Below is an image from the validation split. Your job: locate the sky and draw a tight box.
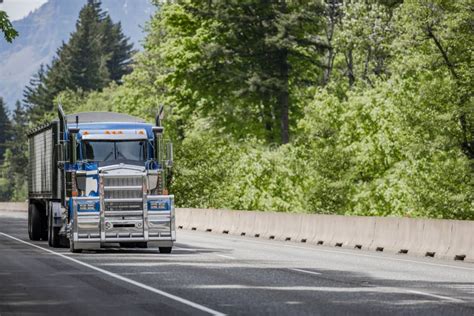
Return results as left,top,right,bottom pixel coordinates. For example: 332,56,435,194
0,0,48,21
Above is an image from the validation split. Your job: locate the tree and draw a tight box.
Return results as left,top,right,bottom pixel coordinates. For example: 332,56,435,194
9,101,28,175
0,10,18,43
147,1,326,144
0,97,11,162
24,0,135,119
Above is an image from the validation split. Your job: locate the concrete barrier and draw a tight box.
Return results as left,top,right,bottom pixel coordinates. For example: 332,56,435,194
175,208,193,229
0,202,28,212
175,207,474,263
369,217,401,253
445,220,474,262
393,217,425,255
307,215,337,246
332,216,376,250
413,219,454,259
3,202,473,263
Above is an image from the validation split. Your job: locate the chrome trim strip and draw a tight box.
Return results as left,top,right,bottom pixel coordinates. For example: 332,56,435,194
104,198,143,203
143,174,149,242
99,175,105,242
103,186,142,191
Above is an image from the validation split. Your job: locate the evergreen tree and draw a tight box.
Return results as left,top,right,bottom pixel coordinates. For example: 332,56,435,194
101,16,135,82
23,0,135,120
9,101,28,176
0,10,18,43
0,97,11,162
150,1,326,144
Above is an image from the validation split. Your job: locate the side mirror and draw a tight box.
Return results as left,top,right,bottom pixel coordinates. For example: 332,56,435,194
166,142,173,167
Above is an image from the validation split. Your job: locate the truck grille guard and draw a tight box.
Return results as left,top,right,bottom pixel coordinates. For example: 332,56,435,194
71,167,175,244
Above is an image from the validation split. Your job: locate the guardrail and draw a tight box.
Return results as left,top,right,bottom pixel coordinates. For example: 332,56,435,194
1,203,472,262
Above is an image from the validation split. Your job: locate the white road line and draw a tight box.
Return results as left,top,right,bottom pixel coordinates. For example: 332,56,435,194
0,232,225,316
189,285,464,303
185,232,474,272
289,268,321,276
286,268,462,303
405,290,464,303
215,254,235,260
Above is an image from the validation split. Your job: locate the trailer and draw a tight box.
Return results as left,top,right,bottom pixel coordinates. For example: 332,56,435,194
27,107,175,253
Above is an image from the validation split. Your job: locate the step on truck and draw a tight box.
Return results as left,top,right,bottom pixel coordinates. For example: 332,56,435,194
27,106,175,253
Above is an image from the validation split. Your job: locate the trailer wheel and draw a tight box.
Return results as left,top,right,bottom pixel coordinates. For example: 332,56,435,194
69,238,82,253
48,211,60,248
159,247,172,254
29,203,42,241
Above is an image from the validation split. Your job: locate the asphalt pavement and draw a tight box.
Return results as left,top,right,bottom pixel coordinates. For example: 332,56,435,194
1,210,474,315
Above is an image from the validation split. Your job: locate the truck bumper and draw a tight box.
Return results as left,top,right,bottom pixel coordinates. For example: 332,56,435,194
70,195,176,250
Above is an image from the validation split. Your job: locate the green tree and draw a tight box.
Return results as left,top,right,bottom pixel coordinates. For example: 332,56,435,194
147,1,326,144
0,10,18,42
0,97,11,161
24,0,135,120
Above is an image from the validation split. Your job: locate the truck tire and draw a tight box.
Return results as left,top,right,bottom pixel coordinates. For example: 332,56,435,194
69,238,82,253
159,247,172,254
48,211,61,248
41,209,48,241
28,203,42,241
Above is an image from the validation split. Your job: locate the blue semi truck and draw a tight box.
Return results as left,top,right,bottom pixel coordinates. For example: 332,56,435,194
27,106,175,253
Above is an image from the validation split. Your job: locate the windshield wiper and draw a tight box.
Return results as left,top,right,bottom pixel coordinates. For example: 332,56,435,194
103,151,114,161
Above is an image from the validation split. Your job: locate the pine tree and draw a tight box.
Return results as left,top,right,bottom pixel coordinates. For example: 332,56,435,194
101,16,135,82
23,0,135,119
0,97,11,162
154,1,326,144
9,101,28,176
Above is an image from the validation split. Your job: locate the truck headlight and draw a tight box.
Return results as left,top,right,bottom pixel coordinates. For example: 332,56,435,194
77,201,99,212
148,200,169,211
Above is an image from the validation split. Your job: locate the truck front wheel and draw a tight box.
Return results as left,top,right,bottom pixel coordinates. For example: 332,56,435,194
69,238,82,253
48,212,60,247
28,203,42,241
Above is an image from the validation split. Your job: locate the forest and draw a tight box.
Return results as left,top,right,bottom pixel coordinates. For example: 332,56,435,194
0,0,472,219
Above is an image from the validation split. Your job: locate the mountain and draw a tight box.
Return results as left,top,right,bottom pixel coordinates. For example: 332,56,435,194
0,0,156,110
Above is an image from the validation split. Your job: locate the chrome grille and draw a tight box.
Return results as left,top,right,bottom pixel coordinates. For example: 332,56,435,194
105,201,143,212
104,176,142,187
102,174,144,210
104,189,142,199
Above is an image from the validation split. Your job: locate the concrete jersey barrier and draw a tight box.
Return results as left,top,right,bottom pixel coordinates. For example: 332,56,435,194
175,207,474,263
2,202,473,263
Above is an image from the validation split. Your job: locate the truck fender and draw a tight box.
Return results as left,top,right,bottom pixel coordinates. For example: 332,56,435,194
50,202,62,227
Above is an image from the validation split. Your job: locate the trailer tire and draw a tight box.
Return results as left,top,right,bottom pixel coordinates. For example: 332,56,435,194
29,203,42,241
69,238,82,253
48,212,61,248
159,247,172,254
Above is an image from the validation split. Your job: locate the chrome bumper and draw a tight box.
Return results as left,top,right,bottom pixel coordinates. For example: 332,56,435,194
70,172,175,248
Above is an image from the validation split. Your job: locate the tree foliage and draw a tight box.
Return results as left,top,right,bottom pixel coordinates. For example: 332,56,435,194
3,0,473,218
23,0,135,121
0,10,18,43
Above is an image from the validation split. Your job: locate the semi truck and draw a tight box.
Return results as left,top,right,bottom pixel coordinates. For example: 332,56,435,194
27,106,175,253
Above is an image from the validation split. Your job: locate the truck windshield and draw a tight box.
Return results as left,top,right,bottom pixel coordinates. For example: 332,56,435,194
81,140,146,162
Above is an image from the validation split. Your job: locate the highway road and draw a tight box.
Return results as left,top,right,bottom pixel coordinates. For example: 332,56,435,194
1,210,474,315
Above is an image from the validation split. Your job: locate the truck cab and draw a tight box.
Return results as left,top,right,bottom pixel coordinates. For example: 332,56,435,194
27,109,175,253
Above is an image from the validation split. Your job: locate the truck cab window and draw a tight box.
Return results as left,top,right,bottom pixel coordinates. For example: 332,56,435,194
81,140,146,162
